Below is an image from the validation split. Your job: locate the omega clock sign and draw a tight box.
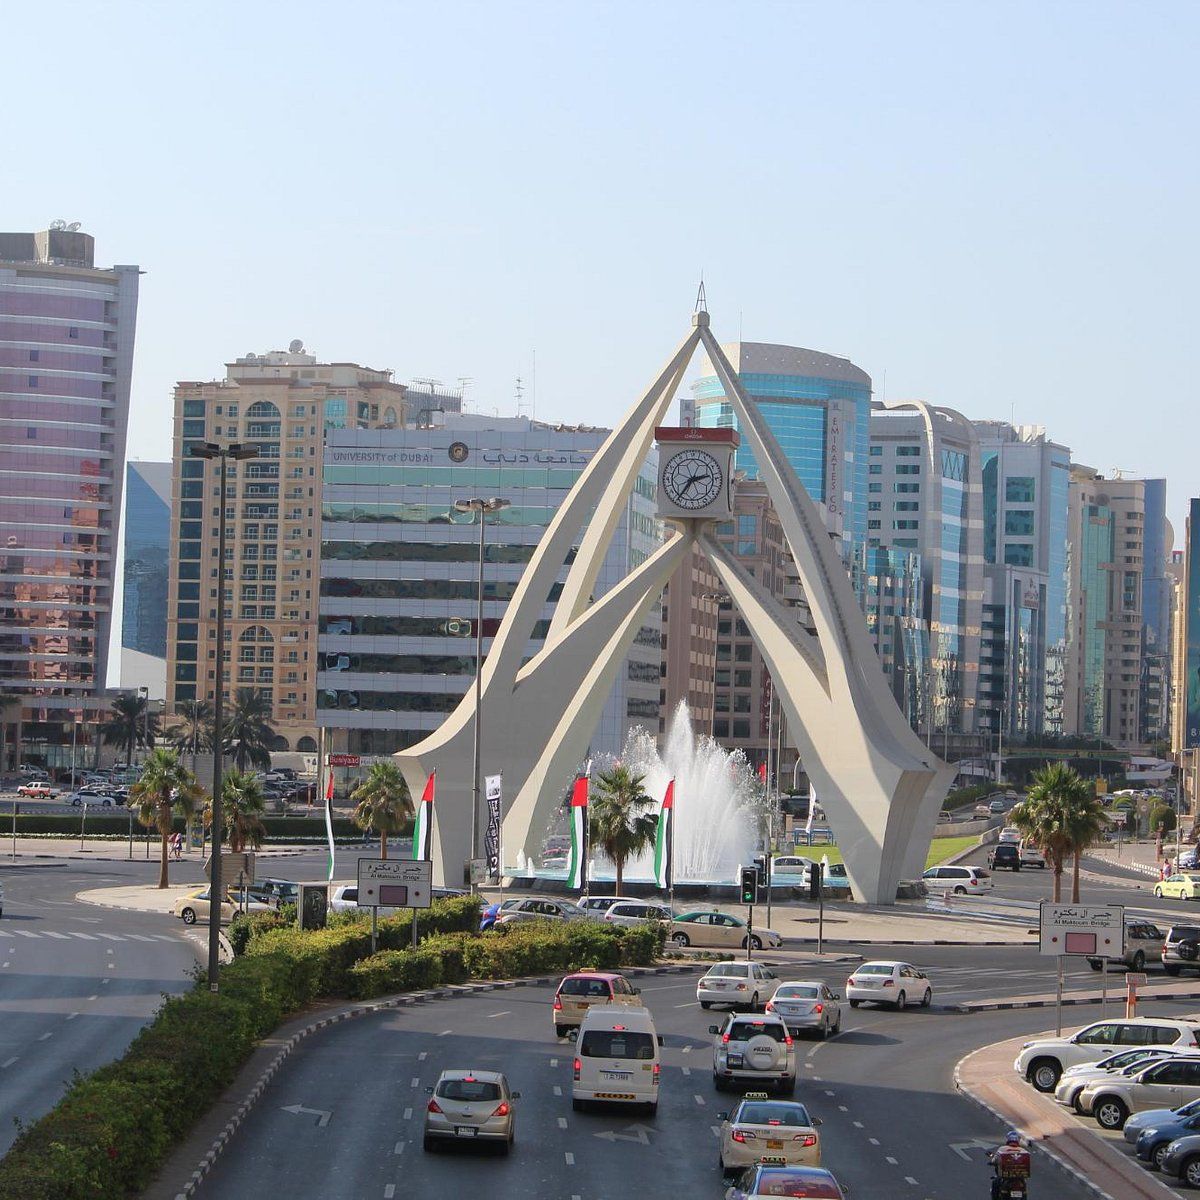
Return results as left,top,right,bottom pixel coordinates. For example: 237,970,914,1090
654,426,739,521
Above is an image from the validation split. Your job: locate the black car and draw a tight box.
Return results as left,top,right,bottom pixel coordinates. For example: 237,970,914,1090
988,842,1022,871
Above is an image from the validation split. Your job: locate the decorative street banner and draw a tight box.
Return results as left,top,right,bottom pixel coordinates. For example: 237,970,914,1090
653,778,674,891
566,763,592,892
324,769,336,882
484,774,502,879
412,772,435,860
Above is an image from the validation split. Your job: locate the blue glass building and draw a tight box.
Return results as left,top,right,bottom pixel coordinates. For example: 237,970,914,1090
121,462,171,658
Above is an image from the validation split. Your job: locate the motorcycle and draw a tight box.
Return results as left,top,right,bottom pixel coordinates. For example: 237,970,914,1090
988,1145,1031,1200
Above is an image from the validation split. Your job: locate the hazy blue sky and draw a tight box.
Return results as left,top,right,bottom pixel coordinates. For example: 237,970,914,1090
7,0,1198,533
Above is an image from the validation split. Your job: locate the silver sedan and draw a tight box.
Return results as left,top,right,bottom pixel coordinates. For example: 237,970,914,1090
423,1069,519,1154
766,981,843,1039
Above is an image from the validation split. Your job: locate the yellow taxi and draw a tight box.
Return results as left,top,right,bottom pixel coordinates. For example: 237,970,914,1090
170,887,272,924
1155,873,1200,901
551,970,642,1035
717,1092,822,1175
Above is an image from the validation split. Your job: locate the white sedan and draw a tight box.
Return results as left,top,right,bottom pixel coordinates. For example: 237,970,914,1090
845,961,932,1010
696,961,782,1011
718,1093,822,1174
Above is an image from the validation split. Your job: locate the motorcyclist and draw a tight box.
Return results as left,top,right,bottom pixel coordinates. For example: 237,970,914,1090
988,1131,1030,1199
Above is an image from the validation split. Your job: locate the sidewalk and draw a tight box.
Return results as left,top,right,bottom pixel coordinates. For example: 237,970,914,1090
956,1031,1179,1200
0,835,309,863
1089,836,1191,880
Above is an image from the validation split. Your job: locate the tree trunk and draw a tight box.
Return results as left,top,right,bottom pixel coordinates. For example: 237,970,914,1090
1071,849,1082,903
158,804,170,889
380,831,388,860
1052,860,1063,902
615,855,624,897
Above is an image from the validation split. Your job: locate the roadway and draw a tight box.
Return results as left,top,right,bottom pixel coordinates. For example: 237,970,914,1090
0,858,199,1154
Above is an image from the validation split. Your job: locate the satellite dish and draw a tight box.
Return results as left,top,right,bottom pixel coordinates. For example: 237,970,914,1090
66,222,81,232
49,220,67,231
288,339,304,354
245,352,257,360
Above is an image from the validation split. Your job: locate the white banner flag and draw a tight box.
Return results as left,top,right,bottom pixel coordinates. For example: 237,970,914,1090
484,774,503,880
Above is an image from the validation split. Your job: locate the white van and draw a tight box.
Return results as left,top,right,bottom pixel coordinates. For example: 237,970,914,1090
572,1005,662,1114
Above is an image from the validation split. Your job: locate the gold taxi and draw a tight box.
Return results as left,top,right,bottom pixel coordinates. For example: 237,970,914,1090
717,1092,822,1175
551,970,641,1035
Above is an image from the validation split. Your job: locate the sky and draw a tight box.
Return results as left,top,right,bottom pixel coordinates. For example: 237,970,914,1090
5,0,1199,546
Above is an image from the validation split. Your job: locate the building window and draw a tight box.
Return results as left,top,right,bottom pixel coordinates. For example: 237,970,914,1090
940,450,966,481
896,445,921,456
27,375,37,387
1005,476,1035,503
1004,543,1033,566
869,445,882,457
896,464,920,475
1004,509,1035,536
869,465,882,475
868,483,882,493
68,327,78,338
28,349,38,362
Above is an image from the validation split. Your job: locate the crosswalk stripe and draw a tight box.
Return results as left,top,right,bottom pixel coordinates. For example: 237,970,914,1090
42,931,70,939
14,930,40,938
94,933,125,942
65,932,99,940
123,934,157,942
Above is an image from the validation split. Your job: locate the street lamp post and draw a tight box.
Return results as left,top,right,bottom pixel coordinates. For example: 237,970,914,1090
189,441,258,991
453,497,511,890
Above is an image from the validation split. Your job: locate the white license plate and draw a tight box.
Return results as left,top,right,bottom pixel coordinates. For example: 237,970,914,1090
455,1126,477,1137
601,1071,631,1081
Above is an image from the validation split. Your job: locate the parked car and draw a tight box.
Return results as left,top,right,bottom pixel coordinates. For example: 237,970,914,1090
1135,1108,1200,1170
493,897,586,926
0,880,4,918
1078,1057,1200,1130
1163,925,1200,976
770,855,817,879
670,910,783,951
988,843,1022,871
1087,921,1165,973
66,790,114,807
845,961,932,1011
697,961,782,1011
765,981,843,1039
171,888,272,924
717,1095,822,1174
1158,1132,1200,1188
602,900,673,927
1124,1095,1200,1145
710,1011,797,1094
423,1069,518,1153
577,895,624,919
1054,1047,1188,1111
1014,1017,1200,1092
921,865,992,894
551,970,641,1034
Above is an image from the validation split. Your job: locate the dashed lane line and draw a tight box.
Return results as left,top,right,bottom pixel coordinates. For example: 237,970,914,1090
402,1107,412,1121
694,1093,706,1106
437,1029,452,1037
869,1137,880,1145
409,1077,419,1088
554,1085,563,1096
37,1032,51,1041
393,1140,404,1155
1,1057,17,1068
886,1156,898,1164
418,1051,427,1061
565,1151,575,1165
384,1186,395,1198
557,1117,568,1129
904,1177,919,1186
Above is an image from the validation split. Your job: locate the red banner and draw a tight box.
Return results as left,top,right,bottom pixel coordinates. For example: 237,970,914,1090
328,753,360,767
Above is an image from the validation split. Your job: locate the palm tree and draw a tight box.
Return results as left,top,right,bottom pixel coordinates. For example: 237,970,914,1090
1009,762,1102,902
589,765,658,896
350,761,412,859
128,748,202,889
165,699,212,774
221,689,276,773
203,769,267,854
100,693,159,771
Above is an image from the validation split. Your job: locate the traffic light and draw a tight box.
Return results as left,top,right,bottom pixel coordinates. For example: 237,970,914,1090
809,861,823,902
739,866,759,905
753,853,770,904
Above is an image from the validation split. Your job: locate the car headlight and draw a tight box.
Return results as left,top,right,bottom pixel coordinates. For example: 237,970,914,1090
1021,1042,1035,1049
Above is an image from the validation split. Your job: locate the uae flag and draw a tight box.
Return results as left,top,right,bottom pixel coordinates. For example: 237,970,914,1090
324,768,336,882
412,772,435,860
653,778,675,891
566,763,591,892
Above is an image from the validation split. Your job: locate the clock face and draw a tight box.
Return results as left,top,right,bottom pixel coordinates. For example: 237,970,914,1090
662,448,724,511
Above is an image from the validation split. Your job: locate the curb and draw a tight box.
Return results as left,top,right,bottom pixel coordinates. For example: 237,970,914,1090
169,960,704,1199
956,986,1200,1014
952,1057,1121,1200
789,937,1033,947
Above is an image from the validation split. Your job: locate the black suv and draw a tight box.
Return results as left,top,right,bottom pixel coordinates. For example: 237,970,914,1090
988,843,1022,871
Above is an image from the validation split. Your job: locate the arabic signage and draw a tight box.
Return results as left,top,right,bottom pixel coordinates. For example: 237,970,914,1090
356,858,432,910
1039,902,1125,958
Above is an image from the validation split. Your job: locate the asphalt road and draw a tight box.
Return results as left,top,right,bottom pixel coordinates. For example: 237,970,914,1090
193,961,1110,1200
0,858,199,1153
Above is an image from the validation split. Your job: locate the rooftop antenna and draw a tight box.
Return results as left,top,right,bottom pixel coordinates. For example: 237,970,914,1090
695,276,707,313
531,349,537,421
455,377,473,411
515,376,526,417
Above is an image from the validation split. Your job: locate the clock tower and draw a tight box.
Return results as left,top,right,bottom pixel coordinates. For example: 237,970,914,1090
654,426,739,522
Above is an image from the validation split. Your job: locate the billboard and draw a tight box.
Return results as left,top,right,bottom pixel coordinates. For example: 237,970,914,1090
1188,500,1200,749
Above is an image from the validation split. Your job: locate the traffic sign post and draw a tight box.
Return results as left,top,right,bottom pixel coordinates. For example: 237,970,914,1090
1126,971,1148,1018
1040,902,1125,1034
357,858,433,953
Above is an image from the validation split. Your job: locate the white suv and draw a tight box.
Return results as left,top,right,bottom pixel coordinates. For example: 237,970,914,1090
710,1012,797,1095
921,865,992,894
1014,1018,1200,1092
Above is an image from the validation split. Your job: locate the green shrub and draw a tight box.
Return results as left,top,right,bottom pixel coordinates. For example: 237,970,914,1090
1151,804,1177,834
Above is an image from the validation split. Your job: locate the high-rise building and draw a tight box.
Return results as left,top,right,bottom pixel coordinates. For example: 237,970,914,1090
868,402,984,742
1140,478,1173,744
692,342,872,552
1063,467,1147,747
316,416,662,760
973,422,1071,742
1171,500,1200,764
165,345,404,753
122,461,171,657
0,225,140,765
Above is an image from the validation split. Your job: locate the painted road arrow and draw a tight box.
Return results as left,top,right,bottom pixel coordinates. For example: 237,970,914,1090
949,1137,998,1161
281,1103,332,1127
594,1123,653,1145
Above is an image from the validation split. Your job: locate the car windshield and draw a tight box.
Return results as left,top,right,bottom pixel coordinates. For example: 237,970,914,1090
1171,927,1200,940
560,977,612,997
739,1103,812,1126
857,964,896,975
707,965,750,978
438,1078,501,1102
728,1020,788,1043
750,1168,841,1198
776,985,820,999
579,1030,655,1059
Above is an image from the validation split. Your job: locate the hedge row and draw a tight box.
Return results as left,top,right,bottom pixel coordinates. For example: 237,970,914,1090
0,902,659,1200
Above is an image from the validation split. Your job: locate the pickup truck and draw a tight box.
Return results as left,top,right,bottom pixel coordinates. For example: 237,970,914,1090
16,782,58,799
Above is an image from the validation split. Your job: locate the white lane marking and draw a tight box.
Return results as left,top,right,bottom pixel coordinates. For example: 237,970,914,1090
904,1176,919,1185
853,1120,864,1128
674,1002,692,1008
66,931,99,940
710,1124,721,1136
42,931,70,939
1,962,8,969
418,1051,427,1061
393,1139,404,1154
553,1085,562,1096
682,1066,691,1076
38,1032,52,1041
838,1105,848,1112
1,1057,17,1068
14,930,39,938
549,1058,558,1067
694,1093,705,1106
886,1156,898,1164
437,1030,452,1037
869,1137,880,1145
487,1011,512,1018
123,933,157,942
107,963,115,970
88,994,98,1001
67,1012,79,1020
97,934,124,942
565,1151,575,1165
410,1077,419,1088
682,1045,692,1054
385,1186,396,1199
402,1107,412,1121
101,978,111,984
557,1117,568,1129
824,1090,835,1097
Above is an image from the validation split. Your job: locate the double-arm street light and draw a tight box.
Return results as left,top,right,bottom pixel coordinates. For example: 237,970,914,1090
453,496,511,889
189,441,258,991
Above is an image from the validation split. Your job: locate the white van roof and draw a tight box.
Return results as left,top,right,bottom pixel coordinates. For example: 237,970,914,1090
578,1005,656,1032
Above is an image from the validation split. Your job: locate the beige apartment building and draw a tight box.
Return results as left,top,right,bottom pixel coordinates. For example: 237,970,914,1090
165,346,404,751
